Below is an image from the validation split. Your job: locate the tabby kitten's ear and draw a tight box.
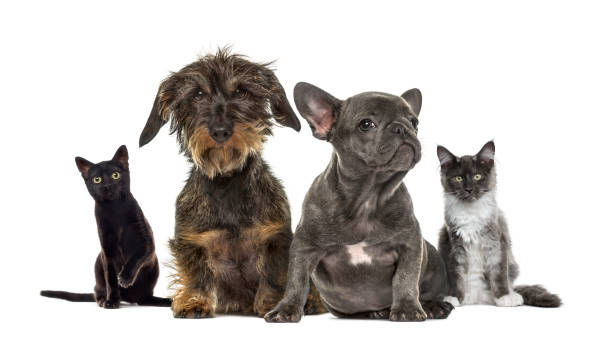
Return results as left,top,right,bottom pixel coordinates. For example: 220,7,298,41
476,141,495,168
75,157,94,179
112,145,129,170
437,145,457,169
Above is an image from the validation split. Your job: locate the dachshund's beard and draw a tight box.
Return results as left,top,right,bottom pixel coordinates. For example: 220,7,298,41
188,122,267,178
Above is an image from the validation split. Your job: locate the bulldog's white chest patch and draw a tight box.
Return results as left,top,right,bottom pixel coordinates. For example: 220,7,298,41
345,242,372,265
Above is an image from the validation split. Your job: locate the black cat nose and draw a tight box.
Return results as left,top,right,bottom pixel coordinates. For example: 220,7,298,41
210,126,233,143
465,188,473,193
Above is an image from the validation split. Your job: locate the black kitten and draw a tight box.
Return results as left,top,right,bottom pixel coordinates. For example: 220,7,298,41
436,141,561,308
40,145,171,308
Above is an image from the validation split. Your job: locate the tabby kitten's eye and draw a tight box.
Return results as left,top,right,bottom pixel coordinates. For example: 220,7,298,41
473,174,482,181
233,87,242,95
455,176,463,182
112,172,121,180
93,177,102,184
359,119,376,131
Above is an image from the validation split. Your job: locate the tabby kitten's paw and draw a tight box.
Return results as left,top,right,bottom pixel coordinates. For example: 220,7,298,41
495,291,524,307
444,296,461,307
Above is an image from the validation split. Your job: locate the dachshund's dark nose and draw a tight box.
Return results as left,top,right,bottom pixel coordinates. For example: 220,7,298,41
210,126,233,143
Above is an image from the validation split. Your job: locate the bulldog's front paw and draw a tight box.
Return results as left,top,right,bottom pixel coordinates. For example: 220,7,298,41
264,303,304,323
389,300,427,322
495,291,524,307
443,296,461,307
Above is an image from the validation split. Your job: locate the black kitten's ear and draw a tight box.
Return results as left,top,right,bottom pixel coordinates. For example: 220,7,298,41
75,157,93,179
401,88,422,117
112,145,129,169
437,145,457,169
477,141,495,167
139,77,176,147
261,68,301,131
294,82,341,141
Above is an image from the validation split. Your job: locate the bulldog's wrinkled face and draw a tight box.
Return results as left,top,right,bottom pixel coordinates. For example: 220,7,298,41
293,82,423,172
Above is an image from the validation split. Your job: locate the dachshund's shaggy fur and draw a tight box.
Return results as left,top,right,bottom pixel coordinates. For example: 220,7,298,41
139,48,326,318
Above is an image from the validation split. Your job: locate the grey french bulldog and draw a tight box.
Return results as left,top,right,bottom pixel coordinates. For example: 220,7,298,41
264,82,453,322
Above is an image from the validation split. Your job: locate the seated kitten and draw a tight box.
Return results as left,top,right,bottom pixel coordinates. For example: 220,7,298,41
40,145,171,308
436,141,561,308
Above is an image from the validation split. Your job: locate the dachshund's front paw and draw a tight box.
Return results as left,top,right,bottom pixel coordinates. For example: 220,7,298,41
264,304,304,323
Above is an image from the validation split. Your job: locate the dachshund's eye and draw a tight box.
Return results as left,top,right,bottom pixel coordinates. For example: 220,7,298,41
411,118,419,131
93,176,102,184
112,172,121,180
359,119,376,131
193,89,205,101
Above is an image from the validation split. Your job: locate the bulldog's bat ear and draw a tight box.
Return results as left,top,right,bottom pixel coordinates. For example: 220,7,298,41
476,140,495,168
401,88,422,117
437,145,457,169
293,82,341,141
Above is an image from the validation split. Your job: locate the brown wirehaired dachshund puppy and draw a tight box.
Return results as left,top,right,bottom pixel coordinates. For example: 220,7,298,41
139,48,326,318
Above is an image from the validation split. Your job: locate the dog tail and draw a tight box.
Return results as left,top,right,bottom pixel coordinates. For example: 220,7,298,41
137,296,172,307
514,285,561,308
40,290,95,302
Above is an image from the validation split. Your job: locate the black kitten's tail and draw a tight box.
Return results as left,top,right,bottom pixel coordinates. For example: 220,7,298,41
137,295,172,307
514,285,562,308
40,290,95,302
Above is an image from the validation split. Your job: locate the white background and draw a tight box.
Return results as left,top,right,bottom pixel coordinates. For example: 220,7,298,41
1,0,609,339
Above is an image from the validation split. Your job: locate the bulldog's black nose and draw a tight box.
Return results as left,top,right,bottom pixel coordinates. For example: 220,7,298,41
210,126,233,143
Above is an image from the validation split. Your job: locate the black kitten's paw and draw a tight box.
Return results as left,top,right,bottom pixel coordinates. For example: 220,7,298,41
103,300,120,309
422,300,454,319
368,309,390,319
264,304,304,323
117,270,136,288
389,302,427,322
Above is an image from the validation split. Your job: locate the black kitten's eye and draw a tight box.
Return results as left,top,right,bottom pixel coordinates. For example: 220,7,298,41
359,119,376,131
193,89,205,101
411,118,419,130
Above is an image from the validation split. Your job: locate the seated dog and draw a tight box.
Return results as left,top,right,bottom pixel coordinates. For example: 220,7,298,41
139,49,325,318
265,83,453,322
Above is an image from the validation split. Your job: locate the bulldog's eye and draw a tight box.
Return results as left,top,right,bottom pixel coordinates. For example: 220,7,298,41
359,119,376,131
193,89,205,101
112,172,121,180
473,174,482,181
411,118,419,131
455,176,463,182
93,176,102,184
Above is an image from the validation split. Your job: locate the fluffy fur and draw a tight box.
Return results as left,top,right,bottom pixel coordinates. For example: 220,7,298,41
437,141,561,308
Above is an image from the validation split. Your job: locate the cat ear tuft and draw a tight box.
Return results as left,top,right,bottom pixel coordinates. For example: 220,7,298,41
437,145,457,169
477,141,495,167
75,157,93,179
112,145,129,169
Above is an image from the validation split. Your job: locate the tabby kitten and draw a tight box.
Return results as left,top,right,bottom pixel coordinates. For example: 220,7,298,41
40,145,170,308
436,141,561,307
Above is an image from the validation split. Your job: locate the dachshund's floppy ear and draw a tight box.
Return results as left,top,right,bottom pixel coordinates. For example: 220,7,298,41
139,78,175,147
262,68,301,132
293,82,341,141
